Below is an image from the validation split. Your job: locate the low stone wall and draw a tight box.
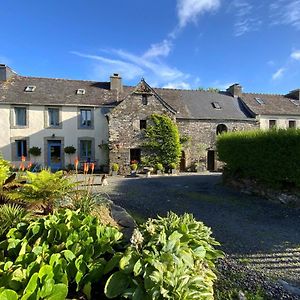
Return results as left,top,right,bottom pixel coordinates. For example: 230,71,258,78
224,176,300,207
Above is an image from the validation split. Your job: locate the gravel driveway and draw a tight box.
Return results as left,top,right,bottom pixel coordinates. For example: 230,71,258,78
93,173,300,287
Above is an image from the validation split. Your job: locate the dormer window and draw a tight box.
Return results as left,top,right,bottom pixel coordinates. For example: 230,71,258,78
212,102,221,109
76,89,86,95
142,95,148,105
24,86,36,92
254,97,264,105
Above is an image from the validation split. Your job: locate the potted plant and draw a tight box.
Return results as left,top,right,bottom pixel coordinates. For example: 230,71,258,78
130,162,138,176
170,162,177,175
64,146,76,170
111,163,119,176
155,163,164,175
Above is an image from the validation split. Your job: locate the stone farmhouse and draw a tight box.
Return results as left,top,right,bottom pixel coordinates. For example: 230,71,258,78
0,64,299,173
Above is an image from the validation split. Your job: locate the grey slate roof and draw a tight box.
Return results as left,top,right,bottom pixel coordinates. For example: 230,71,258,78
154,88,252,120
0,75,122,106
0,74,253,120
240,93,300,116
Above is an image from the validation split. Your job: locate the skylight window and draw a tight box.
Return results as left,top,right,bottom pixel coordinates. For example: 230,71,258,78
254,97,264,105
24,86,36,92
212,102,221,109
76,89,86,95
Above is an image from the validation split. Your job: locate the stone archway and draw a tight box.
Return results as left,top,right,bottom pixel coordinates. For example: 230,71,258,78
216,124,228,135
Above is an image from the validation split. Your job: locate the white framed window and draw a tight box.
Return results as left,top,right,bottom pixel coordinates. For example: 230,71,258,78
14,107,27,126
80,109,92,128
16,140,27,158
48,108,60,127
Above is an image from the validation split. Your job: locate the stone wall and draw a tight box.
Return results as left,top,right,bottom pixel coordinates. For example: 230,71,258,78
108,91,175,174
177,119,258,171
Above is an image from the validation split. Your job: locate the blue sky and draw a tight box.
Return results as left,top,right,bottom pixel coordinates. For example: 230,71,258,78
1,0,300,93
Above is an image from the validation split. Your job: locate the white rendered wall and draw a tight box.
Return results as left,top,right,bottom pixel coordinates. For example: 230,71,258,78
259,115,300,130
0,104,109,167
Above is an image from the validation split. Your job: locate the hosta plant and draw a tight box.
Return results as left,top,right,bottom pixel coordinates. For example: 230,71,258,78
105,212,223,299
0,209,123,299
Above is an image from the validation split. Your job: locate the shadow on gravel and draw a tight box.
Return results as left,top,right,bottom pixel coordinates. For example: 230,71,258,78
99,173,300,284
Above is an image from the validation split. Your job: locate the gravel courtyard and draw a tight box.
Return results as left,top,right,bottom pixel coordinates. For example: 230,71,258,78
93,173,300,287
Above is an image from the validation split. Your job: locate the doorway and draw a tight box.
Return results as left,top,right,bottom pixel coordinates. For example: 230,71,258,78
207,150,215,171
180,151,186,172
130,148,141,163
47,141,62,171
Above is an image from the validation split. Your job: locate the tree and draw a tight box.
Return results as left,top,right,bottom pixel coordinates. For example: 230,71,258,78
143,114,181,169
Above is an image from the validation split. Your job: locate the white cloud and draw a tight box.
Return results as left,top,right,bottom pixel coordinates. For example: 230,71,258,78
163,82,191,89
231,0,261,36
177,0,220,28
112,49,189,82
143,40,172,59
70,51,144,81
270,0,300,30
272,68,285,80
291,50,300,60
211,80,236,90
71,47,190,88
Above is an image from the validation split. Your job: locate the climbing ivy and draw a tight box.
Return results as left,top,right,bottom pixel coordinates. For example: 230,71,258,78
143,114,181,169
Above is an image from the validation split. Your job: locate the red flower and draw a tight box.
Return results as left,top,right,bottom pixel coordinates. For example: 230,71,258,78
74,157,79,170
90,163,95,172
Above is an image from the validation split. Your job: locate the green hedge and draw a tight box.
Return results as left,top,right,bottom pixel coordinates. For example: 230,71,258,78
216,129,300,188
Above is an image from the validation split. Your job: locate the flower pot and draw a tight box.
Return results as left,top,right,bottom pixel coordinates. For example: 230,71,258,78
112,170,118,176
171,169,177,175
157,170,162,175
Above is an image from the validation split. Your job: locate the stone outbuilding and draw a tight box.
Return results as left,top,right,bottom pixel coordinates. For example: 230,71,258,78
108,79,258,173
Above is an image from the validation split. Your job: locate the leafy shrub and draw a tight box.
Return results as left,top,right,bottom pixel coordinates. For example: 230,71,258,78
0,155,11,187
111,163,119,172
143,114,181,169
0,209,123,299
105,212,223,299
15,170,75,214
217,129,300,188
155,163,164,171
0,203,29,237
170,162,177,170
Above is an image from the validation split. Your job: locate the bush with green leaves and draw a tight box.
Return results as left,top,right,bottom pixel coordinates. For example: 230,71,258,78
155,163,164,172
105,212,223,299
0,209,123,299
0,203,29,238
143,114,181,170
28,147,41,157
0,155,11,186
111,163,119,172
14,170,75,214
217,129,300,188
0,156,23,204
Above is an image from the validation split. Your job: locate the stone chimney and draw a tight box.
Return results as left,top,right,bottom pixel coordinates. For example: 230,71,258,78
227,83,243,97
286,89,300,100
0,64,16,81
110,73,123,93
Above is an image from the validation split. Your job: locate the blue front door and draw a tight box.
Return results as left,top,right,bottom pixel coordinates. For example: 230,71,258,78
47,141,62,171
